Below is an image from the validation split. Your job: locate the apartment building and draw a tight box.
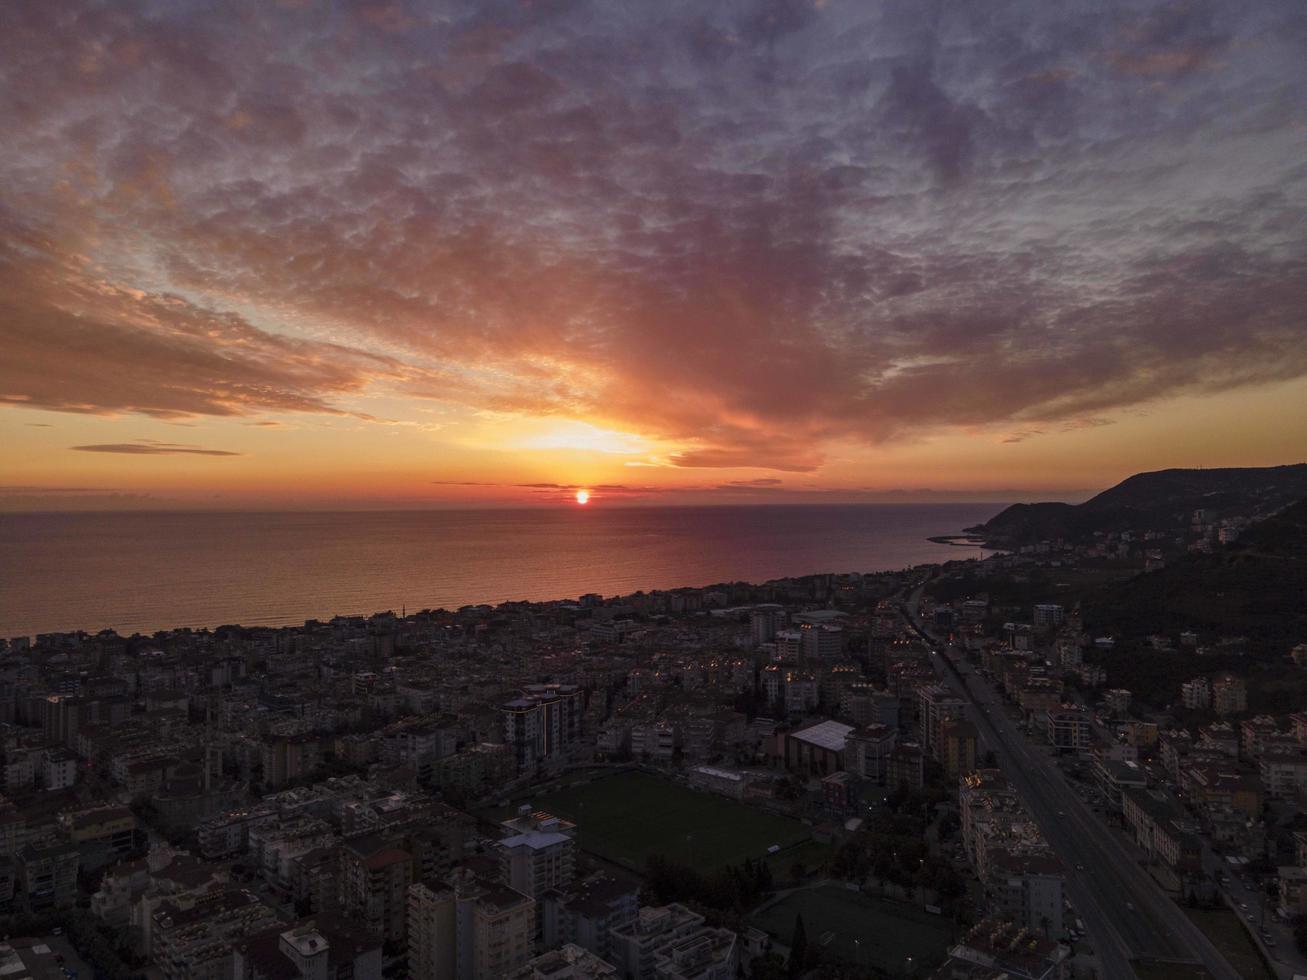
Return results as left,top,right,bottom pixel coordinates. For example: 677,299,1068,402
508,944,617,979
407,871,535,980
844,723,897,783
501,685,584,771
498,810,577,929
1181,677,1211,710
988,851,1065,938
152,889,280,980
339,834,415,943
17,841,78,911
918,685,966,760
1211,674,1247,716
940,721,978,779
1046,708,1093,754
609,904,737,980
541,873,639,963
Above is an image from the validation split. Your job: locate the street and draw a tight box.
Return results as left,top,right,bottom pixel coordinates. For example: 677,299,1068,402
900,584,1244,980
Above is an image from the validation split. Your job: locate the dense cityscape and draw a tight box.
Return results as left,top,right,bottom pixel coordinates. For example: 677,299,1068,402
1,471,1304,980
5,0,1307,978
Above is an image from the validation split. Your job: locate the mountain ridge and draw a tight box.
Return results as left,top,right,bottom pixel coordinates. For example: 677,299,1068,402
968,463,1307,546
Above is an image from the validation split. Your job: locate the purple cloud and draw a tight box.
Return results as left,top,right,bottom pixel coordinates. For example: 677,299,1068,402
0,0,1304,471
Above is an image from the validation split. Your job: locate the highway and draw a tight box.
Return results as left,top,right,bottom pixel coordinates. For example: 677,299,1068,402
900,584,1243,980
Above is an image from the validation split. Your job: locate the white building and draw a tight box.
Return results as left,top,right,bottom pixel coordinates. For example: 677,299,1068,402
498,810,577,926
610,904,738,980
1033,604,1065,630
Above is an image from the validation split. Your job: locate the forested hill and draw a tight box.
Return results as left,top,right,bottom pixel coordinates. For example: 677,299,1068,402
1081,496,1307,652
968,464,1307,546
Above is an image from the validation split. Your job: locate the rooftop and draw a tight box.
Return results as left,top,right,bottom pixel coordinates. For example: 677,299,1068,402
789,719,854,752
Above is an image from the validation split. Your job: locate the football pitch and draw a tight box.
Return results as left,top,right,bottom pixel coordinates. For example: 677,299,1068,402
751,883,954,973
509,769,819,873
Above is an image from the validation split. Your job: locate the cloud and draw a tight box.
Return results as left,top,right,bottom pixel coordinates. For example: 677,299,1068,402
1106,1,1231,79
1000,429,1045,444
1,0,1305,472
71,442,242,457
1060,417,1116,432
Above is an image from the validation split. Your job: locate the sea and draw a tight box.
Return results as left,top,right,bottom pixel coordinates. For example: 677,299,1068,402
0,504,1001,638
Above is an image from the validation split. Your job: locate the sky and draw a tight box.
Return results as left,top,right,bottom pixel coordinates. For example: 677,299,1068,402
2,0,1306,510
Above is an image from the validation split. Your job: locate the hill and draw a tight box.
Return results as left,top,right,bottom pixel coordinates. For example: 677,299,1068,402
1078,497,1307,713
970,464,1307,546
1081,496,1307,651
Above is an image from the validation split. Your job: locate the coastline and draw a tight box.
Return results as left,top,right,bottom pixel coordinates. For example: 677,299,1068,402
925,533,991,547
1,504,1004,637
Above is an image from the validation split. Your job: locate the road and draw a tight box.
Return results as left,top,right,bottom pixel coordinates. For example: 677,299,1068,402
1159,783,1307,979
900,581,1243,980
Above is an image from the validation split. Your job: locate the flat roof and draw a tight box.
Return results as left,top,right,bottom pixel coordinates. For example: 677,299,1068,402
501,831,572,850
790,720,854,752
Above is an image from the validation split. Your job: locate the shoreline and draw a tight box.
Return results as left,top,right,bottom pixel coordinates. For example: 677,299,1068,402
4,510,1004,639
7,542,996,640
926,533,991,547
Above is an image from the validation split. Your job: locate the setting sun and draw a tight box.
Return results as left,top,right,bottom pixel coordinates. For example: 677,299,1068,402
575,489,590,505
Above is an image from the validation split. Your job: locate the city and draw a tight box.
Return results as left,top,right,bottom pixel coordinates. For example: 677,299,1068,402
3,0,1307,978
0,472,1304,980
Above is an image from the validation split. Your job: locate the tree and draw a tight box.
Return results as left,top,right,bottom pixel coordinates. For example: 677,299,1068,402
788,914,809,979
750,952,788,980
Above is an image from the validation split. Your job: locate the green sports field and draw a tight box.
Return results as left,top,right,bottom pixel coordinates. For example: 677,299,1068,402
501,769,821,873
750,883,954,973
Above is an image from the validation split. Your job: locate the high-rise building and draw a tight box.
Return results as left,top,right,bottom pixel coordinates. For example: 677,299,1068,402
1211,674,1247,716
940,720,978,778
918,684,966,759
261,733,322,789
1181,677,1211,710
844,724,897,783
498,809,577,931
749,605,784,648
1033,604,1065,630
772,629,802,661
799,623,843,663
408,870,535,980
501,685,584,771
340,834,416,944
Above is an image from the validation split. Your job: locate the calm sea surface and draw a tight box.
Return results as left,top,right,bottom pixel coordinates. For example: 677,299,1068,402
0,504,1000,637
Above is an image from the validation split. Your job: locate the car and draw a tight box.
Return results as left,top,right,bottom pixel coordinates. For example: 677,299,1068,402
1247,913,1256,922
1076,864,1085,871
1125,901,1134,911
1240,902,1249,910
